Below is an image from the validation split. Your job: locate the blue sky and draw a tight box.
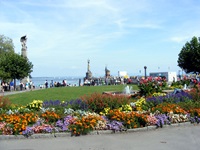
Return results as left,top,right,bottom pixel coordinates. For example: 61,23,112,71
1,0,200,77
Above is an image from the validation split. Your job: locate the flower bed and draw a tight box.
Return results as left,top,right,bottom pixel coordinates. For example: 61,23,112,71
1,85,200,137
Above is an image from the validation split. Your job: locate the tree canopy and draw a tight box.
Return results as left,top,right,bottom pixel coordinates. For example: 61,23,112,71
177,36,200,74
0,34,15,54
0,52,33,81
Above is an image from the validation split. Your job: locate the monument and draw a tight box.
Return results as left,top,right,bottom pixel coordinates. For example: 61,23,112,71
105,66,110,78
20,35,30,84
83,59,93,85
20,35,27,58
85,59,92,80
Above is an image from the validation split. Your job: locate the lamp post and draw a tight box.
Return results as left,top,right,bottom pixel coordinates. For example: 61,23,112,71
144,66,147,79
178,70,181,80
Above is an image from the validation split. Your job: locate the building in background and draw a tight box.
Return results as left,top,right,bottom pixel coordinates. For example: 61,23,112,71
118,71,128,78
149,72,177,82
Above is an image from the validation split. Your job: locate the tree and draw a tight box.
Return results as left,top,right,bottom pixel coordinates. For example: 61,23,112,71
177,36,200,74
0,34,15,54
0,52,33,88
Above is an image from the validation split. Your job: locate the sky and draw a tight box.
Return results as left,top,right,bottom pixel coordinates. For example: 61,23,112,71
1,0,200,77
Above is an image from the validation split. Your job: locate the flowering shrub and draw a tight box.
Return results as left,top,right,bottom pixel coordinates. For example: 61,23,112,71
147,115,158,126
171,76,190,88
106,109,147,129
81,93,130,113
138,77,167,96
68,114,106,136
23,124,55,137
106,120,124,132
68,99,88,111
0,96,12,109
135,97,147,111
151,103,187,114
168,111,188,123
152,92,166,97
0,112,38,135
119,104,132,112
188,85,200,102
188,108,200,117
27,100,43,111
154,113,170,127
146,91,192,108
56,115,75,132
40,111,60,123
43,100,64,107
99,107,110,116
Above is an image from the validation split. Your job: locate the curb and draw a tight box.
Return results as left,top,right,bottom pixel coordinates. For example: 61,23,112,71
0,122,198,140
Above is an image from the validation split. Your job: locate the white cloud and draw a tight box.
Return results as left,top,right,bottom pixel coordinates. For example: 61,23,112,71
170,36,189,43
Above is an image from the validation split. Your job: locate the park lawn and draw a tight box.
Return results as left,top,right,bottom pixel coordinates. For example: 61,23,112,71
5,84,139,106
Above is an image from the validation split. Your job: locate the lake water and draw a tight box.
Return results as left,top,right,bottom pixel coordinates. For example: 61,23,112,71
17,76,84,88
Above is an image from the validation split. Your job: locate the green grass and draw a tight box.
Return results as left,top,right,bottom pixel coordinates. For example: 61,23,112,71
5,84,139,106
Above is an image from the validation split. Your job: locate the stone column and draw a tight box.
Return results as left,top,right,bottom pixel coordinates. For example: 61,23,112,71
20,35,30,86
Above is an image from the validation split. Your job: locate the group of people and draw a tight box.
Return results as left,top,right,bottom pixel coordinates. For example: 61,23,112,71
19,81,34,91
0,81,15,93
41,80,68,89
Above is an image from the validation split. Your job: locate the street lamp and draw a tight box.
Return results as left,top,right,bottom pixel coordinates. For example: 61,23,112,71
178,70,181,80
144,66,147,79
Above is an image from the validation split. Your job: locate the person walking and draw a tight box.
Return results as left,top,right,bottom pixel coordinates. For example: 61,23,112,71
20,82,23,91
29,80,33,91
10,80,14,92
45,80,48,88
1,82,5,95
25,82,29,90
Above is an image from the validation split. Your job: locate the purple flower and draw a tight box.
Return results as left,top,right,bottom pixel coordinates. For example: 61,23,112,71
68,99,88,111
154,114,170,127
146,90,192,106
106,120,124,131
22,126,34,137
56,115,74,131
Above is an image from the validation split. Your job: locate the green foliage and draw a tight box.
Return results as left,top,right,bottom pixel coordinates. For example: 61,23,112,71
178,101,200,111
0,96,12,109
26,100,43,111
138,77,167,97
0,34,14,54
171,76,191,88
188,85,200,102
81,93,131,113
0,52,33,81
178,36,200,73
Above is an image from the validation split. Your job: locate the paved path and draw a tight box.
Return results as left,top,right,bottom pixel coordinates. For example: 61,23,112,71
1,88,41,96
0,124,200,150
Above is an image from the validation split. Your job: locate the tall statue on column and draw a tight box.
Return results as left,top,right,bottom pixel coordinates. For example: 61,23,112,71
20,35,27,58
85,59,92,80
20,35,29,84
87,59,90,72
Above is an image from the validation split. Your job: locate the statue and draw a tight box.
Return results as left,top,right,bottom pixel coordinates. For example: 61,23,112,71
85,59,92,80
87,59,90,72
20,35,27,58
20,35,27,50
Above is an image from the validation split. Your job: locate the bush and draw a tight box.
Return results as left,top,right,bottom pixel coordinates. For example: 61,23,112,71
146,91,192,108
81,93,130,113
138,77,167,97
188,85,200,102
0,96,12,109
106,109,147,129
68,99,88,111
